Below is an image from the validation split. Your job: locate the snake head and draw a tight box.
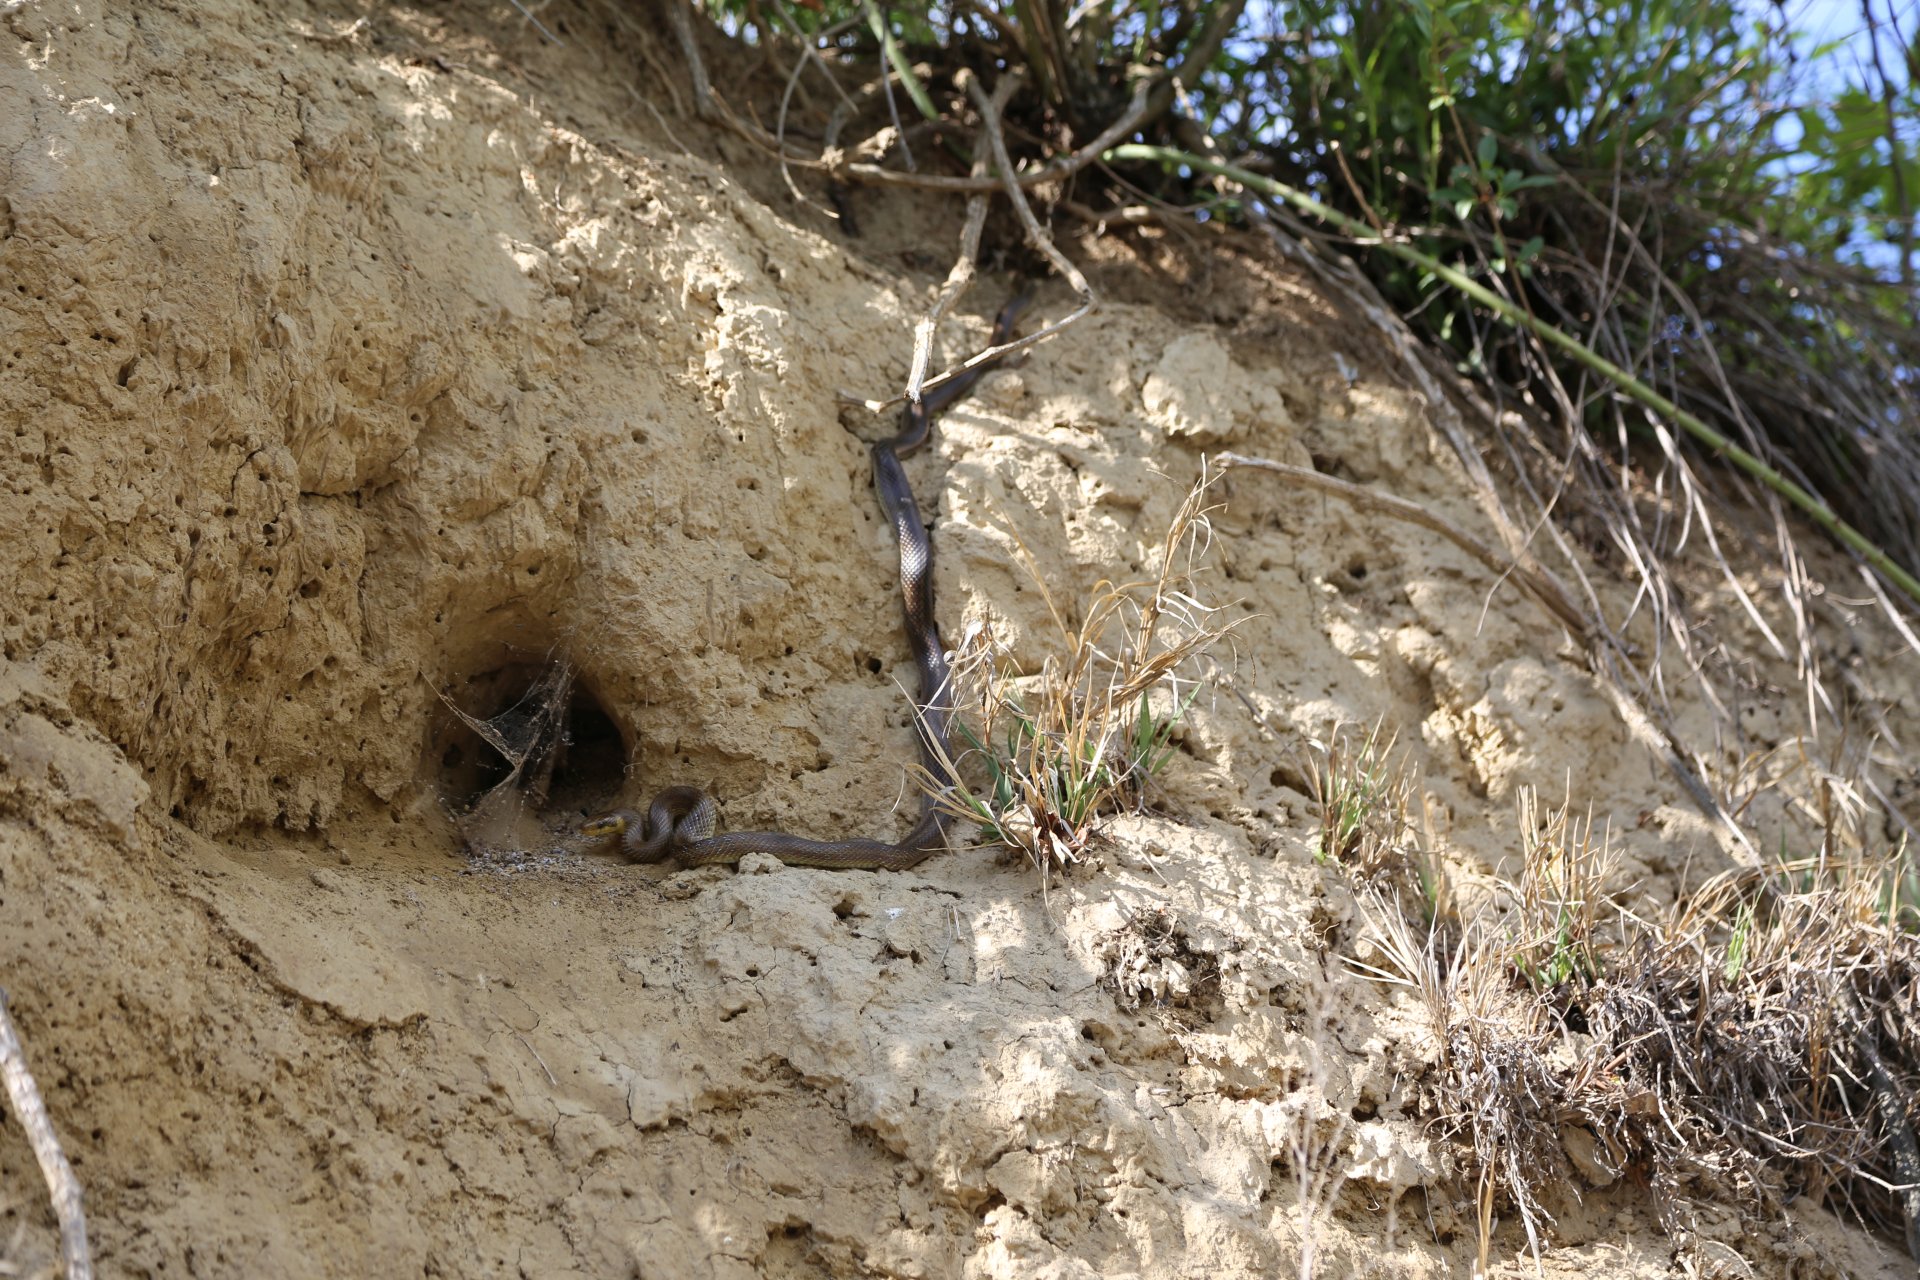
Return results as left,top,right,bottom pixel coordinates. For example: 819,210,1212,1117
579,811,631,842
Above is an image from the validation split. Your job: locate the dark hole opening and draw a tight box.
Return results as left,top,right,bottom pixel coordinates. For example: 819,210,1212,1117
546,691,626,815
1269,763,1312,794
434,662,629,820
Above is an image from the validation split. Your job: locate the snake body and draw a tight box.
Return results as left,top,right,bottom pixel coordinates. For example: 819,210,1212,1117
582,299,1024,870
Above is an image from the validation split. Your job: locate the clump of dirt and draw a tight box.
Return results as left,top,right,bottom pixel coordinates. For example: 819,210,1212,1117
1,1,1914,1277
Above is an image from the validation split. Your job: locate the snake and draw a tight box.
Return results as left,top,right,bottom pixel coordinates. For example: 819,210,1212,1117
580,298,1025,870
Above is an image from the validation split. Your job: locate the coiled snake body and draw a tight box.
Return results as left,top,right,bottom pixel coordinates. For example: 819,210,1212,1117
581,300,1024,870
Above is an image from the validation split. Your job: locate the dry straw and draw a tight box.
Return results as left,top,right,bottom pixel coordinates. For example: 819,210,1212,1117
928,475,1236,876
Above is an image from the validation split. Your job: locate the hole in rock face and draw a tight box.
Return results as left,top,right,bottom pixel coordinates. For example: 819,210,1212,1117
434,662,556,809
432,659,629,843
545,690,626,815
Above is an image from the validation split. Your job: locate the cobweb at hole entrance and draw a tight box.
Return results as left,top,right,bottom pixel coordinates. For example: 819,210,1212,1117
438,660,581,867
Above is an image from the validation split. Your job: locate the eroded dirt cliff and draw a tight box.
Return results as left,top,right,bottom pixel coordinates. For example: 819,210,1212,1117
1,1,1915,1277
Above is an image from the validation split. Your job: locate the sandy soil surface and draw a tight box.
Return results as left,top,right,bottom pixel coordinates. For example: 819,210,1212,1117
1,1,1915,1276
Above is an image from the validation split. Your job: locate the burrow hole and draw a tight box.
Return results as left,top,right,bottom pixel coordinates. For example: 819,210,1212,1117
433,661,629,819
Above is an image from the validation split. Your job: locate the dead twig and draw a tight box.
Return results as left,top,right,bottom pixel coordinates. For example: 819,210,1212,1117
1215,448,1756,864
838,76,1157,193
0,989,92,1280
772,6,865,220
895,77,1012,409
505,0,563,45
961,69,1096,331
844,69,1099,416
667,0,714,119
1215,452,1590,641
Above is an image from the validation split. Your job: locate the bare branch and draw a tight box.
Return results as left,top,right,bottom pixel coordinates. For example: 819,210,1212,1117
843,69,1099,415
1215,452,1591,641
840,75,1156,191
963,68,1096,324
902,79,1011,405
0,990,92,1280
667,0,714,119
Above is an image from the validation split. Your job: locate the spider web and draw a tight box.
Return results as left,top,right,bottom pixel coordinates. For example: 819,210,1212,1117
437,660,575,855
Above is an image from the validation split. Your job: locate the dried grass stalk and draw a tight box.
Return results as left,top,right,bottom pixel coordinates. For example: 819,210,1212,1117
930,475,1236,875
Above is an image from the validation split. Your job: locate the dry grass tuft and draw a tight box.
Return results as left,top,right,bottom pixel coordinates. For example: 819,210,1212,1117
1510,784,1620,990
1303,722,1452,925
1356,790,1920,1267
1586,852,1920,1247
931,476,1236,876
1304,721,1410,869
